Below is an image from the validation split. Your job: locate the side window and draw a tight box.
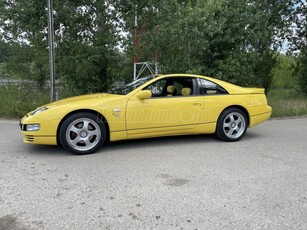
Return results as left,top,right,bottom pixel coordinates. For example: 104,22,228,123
144,79,167,96
144,77,196,97
198,79,228,95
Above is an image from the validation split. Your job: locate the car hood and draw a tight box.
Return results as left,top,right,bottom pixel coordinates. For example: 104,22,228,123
44,93,123,108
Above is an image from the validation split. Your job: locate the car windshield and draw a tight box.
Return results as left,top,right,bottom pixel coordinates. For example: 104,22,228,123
111,75,154,95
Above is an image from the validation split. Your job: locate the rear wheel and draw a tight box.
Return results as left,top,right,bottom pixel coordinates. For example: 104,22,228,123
215,108,247,142
59,112,106,154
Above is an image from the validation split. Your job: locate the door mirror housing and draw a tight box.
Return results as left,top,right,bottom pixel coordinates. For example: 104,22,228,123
136,90,152,99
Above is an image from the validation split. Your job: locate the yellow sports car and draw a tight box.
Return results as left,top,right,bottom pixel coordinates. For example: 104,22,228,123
20,74,272,154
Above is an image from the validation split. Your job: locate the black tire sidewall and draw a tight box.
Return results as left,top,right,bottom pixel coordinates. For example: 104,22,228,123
59,112,106,154
216,108,247,142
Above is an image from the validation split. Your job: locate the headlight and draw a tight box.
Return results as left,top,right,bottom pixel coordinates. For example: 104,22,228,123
26,124,40,131
31,107,48,116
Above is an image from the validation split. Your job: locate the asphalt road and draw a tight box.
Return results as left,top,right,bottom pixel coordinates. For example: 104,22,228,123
0,118,306,230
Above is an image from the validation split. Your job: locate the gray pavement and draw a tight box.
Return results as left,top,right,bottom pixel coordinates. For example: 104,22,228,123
0,118,307,230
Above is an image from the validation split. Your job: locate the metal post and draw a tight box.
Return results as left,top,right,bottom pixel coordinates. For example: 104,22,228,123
155,62,158,75
133,62,137,80
133,5,138,80
47,0,56,101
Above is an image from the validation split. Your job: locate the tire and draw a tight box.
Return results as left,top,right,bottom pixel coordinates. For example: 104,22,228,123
59,112,106,154
215,108,247,142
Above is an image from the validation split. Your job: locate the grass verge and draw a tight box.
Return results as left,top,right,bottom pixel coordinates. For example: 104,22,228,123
267,89,307,117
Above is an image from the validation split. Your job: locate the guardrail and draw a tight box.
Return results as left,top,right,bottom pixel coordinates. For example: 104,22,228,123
0,78,38,85
0,79,55,87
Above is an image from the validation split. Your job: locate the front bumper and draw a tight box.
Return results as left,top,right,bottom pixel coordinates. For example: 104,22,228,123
21,134,57,145
20,116,59,146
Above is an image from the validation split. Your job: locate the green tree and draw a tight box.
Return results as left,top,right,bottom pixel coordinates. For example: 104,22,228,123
297,48,307,95
289,0,307,95
0,0,297,92
117,0,292,89
271,54,297,89
0,0,49,88
53,0,120,94
0,0,119,95
0,41,10,77
0,41,10,63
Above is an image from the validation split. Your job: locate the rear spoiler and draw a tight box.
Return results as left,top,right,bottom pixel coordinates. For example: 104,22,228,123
247,88,265,94
232,87,265,94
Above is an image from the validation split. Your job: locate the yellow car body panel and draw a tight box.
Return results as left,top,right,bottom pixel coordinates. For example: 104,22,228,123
20,74,272,148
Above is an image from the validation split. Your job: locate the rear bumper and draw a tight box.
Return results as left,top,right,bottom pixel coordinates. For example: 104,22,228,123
249,106,272,127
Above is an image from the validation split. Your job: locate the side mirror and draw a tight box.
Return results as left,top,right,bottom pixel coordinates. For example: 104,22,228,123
136,90,152,99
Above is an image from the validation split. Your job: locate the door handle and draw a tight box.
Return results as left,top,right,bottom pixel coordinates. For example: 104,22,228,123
193,101,202,106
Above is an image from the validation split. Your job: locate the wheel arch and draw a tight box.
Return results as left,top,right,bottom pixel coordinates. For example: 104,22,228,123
219,105,250,127
56,109,110,145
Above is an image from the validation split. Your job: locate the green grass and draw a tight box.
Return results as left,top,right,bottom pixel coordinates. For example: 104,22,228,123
267,89,307,118
0,84,50,118
0,85,306,119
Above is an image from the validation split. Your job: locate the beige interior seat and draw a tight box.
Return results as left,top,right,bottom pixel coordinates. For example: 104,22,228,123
181,88,192,96
167,85,176,96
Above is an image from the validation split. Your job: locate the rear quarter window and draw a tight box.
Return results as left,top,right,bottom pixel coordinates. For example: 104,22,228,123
198,79,228,95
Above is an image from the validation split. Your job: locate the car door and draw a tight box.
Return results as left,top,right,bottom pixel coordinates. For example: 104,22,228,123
125,77,204,137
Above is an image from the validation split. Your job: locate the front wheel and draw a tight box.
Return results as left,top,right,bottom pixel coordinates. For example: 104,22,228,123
59,112,106,154
215,108,247,142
